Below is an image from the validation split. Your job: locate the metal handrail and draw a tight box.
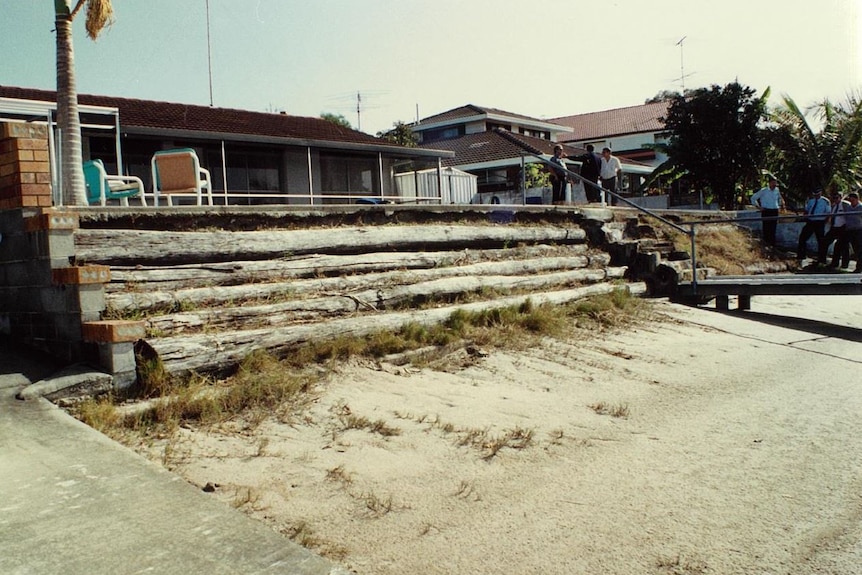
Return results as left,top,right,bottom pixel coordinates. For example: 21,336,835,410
524,152,787,295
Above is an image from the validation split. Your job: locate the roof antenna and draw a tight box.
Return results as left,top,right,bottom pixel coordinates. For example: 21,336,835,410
206,0,214,107
676,36,688,92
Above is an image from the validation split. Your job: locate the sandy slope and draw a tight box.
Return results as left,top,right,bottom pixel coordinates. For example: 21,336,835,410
138,296,862,575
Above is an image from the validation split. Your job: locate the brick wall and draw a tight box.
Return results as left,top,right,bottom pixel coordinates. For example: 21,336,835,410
0,123,53,210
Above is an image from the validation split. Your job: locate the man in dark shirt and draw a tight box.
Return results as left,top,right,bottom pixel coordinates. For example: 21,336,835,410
578,144,602,203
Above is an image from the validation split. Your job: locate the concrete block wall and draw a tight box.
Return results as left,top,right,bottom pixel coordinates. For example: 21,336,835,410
0,208,97,362
0,122,141,388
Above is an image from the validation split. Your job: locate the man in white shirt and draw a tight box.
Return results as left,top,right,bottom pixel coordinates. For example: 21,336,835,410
750,177,785,248
599,147,622,204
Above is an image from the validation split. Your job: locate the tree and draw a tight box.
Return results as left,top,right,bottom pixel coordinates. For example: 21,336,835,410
320,113,352,129
55,0,114,206
658,82,769,209
764,94,862,206
376,121,418,147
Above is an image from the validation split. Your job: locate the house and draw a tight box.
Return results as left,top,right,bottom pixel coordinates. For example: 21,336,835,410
0,85,453,206
413,104,573,146
549,101,671,168
413,105,653,204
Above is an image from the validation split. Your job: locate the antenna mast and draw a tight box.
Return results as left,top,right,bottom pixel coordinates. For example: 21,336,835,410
206,0,214,106
676,36,687,92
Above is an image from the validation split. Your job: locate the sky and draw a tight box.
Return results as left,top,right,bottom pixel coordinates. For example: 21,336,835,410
1,0,860,136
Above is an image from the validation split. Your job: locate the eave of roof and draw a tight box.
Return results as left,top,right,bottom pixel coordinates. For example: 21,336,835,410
419,129,585,168
0,85,451,158
414,104,572,135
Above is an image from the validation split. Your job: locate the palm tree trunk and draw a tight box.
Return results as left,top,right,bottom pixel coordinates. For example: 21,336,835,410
55,0,87,206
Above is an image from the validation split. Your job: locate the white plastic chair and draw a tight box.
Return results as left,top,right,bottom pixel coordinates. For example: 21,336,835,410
151,148,213,206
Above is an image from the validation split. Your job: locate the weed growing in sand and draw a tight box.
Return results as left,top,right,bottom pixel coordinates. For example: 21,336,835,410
280,521,348,561
589,401,631,418
338,412,402,437
360,491,394,517
232,485,265,510
325,464,354,487
453,480,482,501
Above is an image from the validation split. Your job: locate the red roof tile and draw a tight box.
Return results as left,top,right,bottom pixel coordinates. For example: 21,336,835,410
419,129,585,167
550,101,670,141
0,85,388,146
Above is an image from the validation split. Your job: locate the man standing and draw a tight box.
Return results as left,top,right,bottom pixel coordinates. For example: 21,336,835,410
600,147,622,204
843,192,862,273
549,144,568,204
824,191,851,269
796,188,830,264
578,144,602,203
750,177,785,249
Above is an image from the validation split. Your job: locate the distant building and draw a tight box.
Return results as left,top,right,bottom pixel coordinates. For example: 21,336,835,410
549,101,671,169
413,104,652,204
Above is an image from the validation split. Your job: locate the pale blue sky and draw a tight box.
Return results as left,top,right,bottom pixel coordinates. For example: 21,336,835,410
1,0,859,135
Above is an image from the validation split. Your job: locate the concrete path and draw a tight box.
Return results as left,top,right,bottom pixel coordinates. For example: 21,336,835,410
0,344,349,575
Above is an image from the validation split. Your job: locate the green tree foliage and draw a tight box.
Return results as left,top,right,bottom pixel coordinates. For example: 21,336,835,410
376,121,418,147
320,112,352,129
522,162,550,189
764,94,862,205
659,82,768,209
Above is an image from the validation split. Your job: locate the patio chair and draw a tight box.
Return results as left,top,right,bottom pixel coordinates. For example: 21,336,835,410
151,148,213,206
83,159,147,207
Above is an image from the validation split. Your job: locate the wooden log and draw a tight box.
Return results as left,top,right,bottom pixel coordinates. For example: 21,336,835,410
76,224,587,266
148,282,647,375
144,266,628,335
107,254,612,313
106,245,594,292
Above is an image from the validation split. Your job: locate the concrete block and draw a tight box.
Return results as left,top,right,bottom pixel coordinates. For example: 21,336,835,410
1,260,54,286
95,341,137,374
77,285,106,314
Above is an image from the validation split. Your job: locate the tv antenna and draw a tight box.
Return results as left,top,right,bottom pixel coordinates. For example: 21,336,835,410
675,36,695,91
326,90,387,132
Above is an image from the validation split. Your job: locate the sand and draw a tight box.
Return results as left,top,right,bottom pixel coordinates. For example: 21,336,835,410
133,296,862,575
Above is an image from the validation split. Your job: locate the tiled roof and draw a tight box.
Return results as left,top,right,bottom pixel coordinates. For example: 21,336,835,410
550,101,670,141
0,85,387,146
417,104,564,129
419,129,585,167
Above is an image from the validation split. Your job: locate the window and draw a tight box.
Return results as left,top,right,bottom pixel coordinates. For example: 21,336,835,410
319,152,379,203
421,125,465,143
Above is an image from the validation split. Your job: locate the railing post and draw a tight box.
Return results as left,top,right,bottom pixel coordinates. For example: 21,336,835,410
690,223,698,294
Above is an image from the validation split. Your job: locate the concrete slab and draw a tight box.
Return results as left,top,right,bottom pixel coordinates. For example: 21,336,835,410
0,344,349,575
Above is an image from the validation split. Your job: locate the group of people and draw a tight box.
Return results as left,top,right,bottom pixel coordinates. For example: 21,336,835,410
548,144,622,204
750,177,862,272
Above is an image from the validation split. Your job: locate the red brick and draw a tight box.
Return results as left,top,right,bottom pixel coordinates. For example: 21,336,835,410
19,184,51,197
53,265,111,285
82,320,146,343
24,210,78,231
18,161,50,173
